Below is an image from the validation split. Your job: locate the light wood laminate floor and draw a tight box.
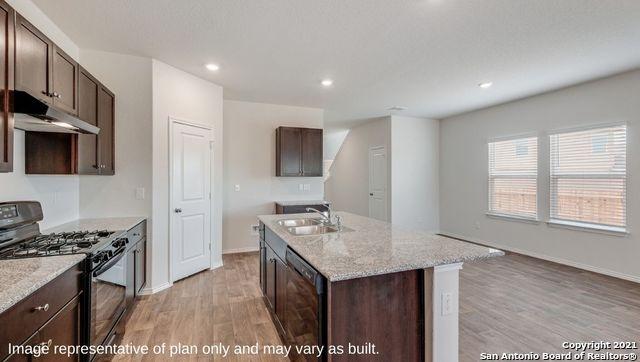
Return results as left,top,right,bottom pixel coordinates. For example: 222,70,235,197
116,252,640,361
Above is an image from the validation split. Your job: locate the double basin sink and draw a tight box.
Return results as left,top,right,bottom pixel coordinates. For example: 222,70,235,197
278,218,348,236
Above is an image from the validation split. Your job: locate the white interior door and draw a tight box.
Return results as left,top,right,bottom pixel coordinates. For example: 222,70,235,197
171,121,211,282
369,146,388,221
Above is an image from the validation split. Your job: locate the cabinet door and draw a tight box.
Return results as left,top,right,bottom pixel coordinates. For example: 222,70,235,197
275,258,288,326
97,85,115,175
259,240,266,294
301,128,323,176
125,247,135,308
276,127,302,176
51,45,79,115
4,330,39,362
15,14,52,104
38,295,81,362
265,245,277,310
0,0,14,173
134,240,146,295
77,67,99,174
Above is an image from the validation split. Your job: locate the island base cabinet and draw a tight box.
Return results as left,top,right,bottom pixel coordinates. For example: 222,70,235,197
327,270,425,362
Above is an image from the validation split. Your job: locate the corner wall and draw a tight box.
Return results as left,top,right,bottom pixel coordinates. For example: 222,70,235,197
439,69,640,282
325,117,391,218
391,116,439,232
222,100,324,253
152,60,224,290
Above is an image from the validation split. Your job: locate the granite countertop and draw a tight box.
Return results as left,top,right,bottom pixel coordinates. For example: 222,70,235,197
258,212,503,281
0,254,86,314
44,217,146,234
275,200,331,206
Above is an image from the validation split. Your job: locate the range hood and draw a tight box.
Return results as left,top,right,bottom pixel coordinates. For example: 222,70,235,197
12,90,100,134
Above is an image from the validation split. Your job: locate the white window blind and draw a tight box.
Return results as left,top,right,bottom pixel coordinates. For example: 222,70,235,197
488,136,538,219
550,124,627,229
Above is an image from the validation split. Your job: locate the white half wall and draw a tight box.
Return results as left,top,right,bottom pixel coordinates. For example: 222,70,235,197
152,60,224,289
223,100,324,253
391,116,439,232
325,117,391,218
439,69,640,282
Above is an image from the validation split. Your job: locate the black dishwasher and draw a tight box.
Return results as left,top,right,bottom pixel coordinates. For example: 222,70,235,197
285,247,327,361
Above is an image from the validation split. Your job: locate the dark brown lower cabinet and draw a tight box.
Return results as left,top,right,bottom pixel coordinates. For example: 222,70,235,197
264,245,277,310
0,263,82,361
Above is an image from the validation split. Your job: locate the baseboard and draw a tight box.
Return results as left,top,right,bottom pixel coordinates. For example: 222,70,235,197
439,231,640,284
139,282,173,295
210,260,224,270
222,246,259,254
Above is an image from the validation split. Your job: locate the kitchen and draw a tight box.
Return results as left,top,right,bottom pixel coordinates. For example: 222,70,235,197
1,1,640,361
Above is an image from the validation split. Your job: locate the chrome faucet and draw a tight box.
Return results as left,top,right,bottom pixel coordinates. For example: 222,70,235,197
306,206,342,229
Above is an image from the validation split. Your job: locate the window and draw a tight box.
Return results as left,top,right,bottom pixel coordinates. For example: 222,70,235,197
549,124,627,231
488,136,538,220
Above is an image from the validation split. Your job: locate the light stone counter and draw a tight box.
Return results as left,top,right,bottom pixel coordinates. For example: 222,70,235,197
0,254,85,314
275,200,331,206
258,211,503,281
44,217,146,234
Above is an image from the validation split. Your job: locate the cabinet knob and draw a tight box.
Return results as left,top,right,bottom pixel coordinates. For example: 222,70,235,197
34,303,50,312
54,92,61,98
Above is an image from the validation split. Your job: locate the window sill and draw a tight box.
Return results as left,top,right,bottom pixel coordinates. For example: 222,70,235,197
486,212,539,224
546,219,628,236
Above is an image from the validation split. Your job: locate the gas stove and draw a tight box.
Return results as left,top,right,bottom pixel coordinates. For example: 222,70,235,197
0,229,120,259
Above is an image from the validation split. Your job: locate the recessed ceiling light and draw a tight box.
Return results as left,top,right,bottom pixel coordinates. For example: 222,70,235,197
478,82,493,89
387,106,407,112
206,63,220,71
321,79,333,87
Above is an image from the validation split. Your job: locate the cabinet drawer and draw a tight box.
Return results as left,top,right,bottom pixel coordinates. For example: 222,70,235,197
0,263,82,359
127,221,146,245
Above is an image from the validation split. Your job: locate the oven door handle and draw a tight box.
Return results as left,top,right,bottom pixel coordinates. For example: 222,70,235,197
93,247,126,277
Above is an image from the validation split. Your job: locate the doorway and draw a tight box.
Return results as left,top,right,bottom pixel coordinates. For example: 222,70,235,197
368,146,388,221
170,119,212,282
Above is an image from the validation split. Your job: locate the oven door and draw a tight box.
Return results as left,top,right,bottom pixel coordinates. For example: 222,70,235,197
90,247,127,350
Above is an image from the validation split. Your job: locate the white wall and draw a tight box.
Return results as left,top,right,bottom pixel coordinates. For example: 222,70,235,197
391,116,439,232
78,50,153,219
223,100,324,253
151,60,224,290
0,0,80,229
325,117,391,218
439,69,640,282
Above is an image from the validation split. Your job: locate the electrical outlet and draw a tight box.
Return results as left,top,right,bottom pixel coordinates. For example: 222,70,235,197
250,224,260,236
234,184,241,192
135,187,145,200
441,292,452,316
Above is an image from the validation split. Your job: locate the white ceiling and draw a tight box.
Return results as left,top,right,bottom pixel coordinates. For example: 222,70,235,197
33,0,640,126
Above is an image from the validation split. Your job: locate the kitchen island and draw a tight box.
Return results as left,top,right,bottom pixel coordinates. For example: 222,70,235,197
258,211,502,362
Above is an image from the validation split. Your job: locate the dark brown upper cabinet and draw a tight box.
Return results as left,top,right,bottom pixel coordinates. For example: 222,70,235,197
52,45,79,115
275,126,323,177
77,66,99,174
0,0,14,173
16,14,79,116
97,84,115,175
15,14,52,105
77,67,115,176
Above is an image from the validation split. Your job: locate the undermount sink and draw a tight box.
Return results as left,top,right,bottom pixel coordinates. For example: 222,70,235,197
286,224,340,236
277,218,322,227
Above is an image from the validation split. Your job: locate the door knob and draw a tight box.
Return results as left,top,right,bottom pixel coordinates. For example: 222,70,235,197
369,193,374,196
174,208,183,213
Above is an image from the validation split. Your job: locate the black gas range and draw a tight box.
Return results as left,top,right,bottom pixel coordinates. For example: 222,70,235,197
0,201,130,361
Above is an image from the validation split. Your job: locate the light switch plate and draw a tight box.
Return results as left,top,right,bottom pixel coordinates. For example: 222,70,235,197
250,224,259,236
234,184,241,192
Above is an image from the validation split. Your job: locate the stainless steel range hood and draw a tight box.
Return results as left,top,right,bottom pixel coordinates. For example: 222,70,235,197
12,90,100,134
